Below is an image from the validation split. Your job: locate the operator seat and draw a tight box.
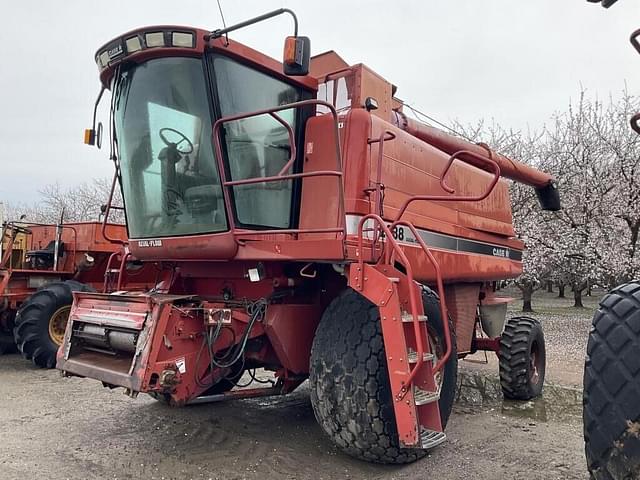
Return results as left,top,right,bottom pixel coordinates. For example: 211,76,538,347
25,241,64,270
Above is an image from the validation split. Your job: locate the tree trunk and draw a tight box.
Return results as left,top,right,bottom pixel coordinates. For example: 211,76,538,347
558,284,566,298
522,286,533,312
573,288,584,308
547,280,553,293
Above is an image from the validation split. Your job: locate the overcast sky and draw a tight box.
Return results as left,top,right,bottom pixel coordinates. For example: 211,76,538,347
0,0,638,203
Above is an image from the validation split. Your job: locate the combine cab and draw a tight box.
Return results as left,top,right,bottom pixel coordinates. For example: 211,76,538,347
0,221,154,367
58,9,559,463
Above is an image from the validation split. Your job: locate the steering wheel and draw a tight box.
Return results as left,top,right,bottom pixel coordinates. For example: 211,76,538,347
159,127,194,155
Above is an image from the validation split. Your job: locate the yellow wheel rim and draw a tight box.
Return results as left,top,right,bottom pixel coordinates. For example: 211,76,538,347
48,306,71,346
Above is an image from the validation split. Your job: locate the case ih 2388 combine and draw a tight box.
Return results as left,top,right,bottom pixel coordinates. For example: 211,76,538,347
58,10,560,463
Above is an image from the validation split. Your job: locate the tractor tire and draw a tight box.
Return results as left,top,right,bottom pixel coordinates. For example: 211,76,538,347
13,280,94,368
499,316,546,400
584,282,640,480
309,286,457,464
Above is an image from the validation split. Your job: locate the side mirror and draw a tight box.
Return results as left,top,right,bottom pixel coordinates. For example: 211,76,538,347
283,36,310,76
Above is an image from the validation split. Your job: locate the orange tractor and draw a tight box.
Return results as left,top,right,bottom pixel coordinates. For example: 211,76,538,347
0,220,154,367
57,10,559,463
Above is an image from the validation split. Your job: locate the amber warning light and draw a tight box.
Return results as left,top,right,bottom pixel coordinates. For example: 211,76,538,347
283,35,310,76
83,123,102,148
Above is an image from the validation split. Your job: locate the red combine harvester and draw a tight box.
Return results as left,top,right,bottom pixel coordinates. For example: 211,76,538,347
58,10,560,463
0,220,154,367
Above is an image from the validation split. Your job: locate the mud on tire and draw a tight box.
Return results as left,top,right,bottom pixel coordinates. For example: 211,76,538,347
584,282,640,480
13,280,94,368
309,286,457,464
499,316,546,400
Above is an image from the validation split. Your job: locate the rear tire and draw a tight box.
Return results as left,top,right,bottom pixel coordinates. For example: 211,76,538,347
13,280,94,368
584,282,640,480
499,316,546,400
309,286,457,464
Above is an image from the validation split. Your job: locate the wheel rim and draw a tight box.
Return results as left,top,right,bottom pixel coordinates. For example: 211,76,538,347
529,341,541,385
48,306,71,346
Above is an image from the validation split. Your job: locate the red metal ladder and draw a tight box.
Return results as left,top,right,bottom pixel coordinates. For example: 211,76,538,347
350,215,451,448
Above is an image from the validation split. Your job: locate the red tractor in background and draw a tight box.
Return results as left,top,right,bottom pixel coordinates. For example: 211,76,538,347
57,10,559,463
0,220,155,367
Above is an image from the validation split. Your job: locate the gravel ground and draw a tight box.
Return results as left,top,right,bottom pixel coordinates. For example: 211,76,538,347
0,289,596,480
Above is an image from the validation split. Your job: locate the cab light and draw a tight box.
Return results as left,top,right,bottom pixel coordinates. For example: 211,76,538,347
125,36,142,53
98,51,110,69
145,32,165,47
172,32,194,48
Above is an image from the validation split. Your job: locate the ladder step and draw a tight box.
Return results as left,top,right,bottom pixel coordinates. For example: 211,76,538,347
407,350,434,363
401,312,428,323
414,387,440,405
420,428,447,449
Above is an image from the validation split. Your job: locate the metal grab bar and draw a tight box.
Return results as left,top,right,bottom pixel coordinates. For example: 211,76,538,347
356,213,451,400
386,220,451,374
367,130,396,218
394,149,501,222
101,170,126,246
212,98,346,239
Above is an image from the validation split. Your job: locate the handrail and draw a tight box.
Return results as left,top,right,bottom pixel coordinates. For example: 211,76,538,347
367,130,396,218
212,98,346,240
117,251,131,291
357,213,442,400
101,170,126,245
387,221,452,373
367,130,397,261
394,149,501,222
103,250,120,293
268,111,297,176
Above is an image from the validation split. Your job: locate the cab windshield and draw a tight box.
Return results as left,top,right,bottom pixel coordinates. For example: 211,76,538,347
113,55,303,239
114,57,225,238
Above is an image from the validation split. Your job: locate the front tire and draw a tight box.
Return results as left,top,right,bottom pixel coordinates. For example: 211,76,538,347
309,287,457,464
584,282,640,480
13,280,94,368
499,316,546,400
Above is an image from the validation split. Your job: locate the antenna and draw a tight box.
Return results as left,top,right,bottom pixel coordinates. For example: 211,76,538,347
216,0,229,44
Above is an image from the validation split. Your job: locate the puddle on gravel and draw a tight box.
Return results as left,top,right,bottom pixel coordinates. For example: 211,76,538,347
455,371,582,423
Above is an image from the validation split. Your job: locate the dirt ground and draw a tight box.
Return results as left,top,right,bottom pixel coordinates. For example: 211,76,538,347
0,288,595,480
